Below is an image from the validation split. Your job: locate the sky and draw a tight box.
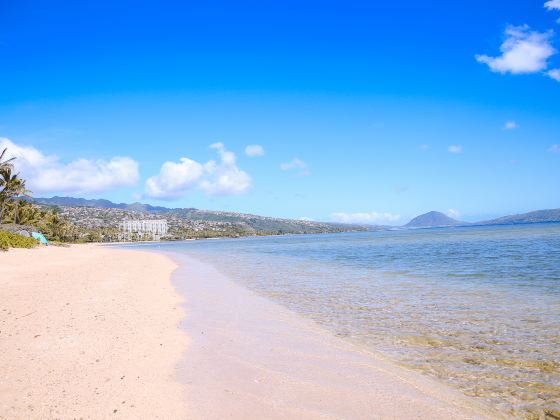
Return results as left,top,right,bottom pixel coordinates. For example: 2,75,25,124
0,0,559,224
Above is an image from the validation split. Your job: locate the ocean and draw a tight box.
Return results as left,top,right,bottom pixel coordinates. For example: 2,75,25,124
132,223,560,418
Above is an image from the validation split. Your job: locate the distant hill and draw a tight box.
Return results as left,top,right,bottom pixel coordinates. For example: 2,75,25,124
33,196,175,213
34,197,560,234
481,209,560,225
404,208,560,228
33,196,368,238
405,211,465,228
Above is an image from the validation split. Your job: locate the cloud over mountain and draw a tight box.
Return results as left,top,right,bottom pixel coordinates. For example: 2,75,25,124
145,143,251,200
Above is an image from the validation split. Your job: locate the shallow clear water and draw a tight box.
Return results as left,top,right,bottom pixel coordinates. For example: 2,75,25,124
132,223,560,418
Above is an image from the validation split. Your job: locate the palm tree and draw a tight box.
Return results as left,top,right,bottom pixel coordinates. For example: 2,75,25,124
42,211,68,241
11,177,32,225
0,148,17,223
0,148,15,172
16,202,44,226
0,167,18,223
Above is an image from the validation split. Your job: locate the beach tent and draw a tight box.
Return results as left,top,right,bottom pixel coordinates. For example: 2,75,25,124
31,232,48,245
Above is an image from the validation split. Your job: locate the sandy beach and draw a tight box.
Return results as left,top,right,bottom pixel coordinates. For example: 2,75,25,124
1,245,498,419
0,245,188,419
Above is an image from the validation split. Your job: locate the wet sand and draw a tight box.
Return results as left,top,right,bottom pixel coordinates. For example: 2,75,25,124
171,253,498,419
0,245,187,419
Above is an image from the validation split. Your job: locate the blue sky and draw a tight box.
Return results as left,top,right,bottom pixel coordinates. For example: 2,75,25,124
0,0,559,224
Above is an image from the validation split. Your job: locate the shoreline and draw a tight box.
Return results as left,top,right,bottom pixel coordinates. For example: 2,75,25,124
0,245,188,419
1,244,499,419
167,251,498,419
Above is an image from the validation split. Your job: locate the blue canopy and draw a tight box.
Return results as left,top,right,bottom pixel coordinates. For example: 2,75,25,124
31,232,48,245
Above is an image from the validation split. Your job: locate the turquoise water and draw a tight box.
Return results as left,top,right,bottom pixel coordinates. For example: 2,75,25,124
132,223,560,418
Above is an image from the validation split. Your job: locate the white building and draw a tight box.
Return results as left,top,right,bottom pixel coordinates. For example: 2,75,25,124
119,219,168,241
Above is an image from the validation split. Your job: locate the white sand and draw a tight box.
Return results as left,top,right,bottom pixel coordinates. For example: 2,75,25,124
0,245,188,419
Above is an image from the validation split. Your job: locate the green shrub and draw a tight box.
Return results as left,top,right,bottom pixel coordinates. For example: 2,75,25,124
0,230,39,251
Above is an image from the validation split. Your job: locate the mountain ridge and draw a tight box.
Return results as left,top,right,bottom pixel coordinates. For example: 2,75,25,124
33,196,176,213
34,197,560,229
480,208,560,226
32,196,369,238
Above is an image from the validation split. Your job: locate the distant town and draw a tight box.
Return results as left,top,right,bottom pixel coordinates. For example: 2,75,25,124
32,196,368,242
31,196,560,243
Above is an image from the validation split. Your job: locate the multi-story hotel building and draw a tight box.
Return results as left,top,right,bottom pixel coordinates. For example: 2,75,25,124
118,219,168,241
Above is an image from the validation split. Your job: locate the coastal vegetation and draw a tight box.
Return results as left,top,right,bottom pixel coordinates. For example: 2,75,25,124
0,148,87,248
0,147,365,248
0,230,38,251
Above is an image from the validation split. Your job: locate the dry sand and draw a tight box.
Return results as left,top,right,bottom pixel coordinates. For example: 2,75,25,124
0,245,187,419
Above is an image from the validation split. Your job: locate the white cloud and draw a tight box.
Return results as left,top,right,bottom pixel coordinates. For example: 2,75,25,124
280,158,309,175
545,0,560,10
447,209,461,218
200,143,252,196
244,144,265,157
331,212,401,225
448,145,463,153
0,137,139,194
547,68,560,81
145,158,204,199
476,25,556,74
504,120,519,130
549,144,560,153
420,144,429,150
145,143,251,200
